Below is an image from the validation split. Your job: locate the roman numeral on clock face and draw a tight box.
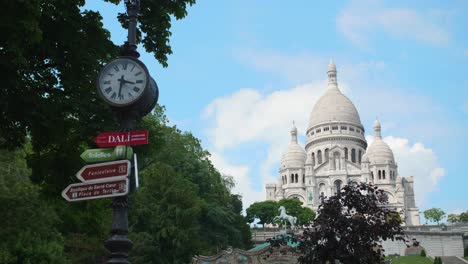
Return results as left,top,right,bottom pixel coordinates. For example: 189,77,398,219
113,65,119,72
105,87,112,94
133,87,140,92
111,92,116,99
136,80,143,83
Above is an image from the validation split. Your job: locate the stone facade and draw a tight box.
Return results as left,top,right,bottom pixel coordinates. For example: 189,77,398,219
265,60,420,226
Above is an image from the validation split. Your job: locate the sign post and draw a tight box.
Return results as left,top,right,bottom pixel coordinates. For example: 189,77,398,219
94,130,149,147
76,160,131,182
80,146,133,163
62,178,129,202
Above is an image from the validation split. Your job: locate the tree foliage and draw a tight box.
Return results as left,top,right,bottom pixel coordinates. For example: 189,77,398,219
271,182,403,264
129,163,202,264
246,198,316,228
447,211,468,224
0,0,254,261
246,201,278,227
278,198,316,227
423,208,446,225
0,148,67,264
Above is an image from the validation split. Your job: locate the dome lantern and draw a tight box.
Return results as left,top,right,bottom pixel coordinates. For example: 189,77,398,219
327,58,338,88
373,118,382,139
290,121,298,143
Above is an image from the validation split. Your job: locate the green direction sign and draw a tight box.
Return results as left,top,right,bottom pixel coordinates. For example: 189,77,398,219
80,146,133,163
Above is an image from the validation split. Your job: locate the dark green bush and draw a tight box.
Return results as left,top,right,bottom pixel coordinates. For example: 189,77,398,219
420,249,426,257
433,256,442,264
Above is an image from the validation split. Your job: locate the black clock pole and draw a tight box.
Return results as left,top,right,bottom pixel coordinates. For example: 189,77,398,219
104,1,140,263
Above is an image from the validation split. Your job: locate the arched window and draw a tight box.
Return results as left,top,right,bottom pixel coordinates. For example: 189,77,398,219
295,174,298,183
378,170,381,180
325,148,329,162
334,180,342,195
291,174,294,183
358,150,362,163
344,148,348,160
371,171,374,181
303,174,305,184
317,150,322,164
351,149,356,163
312,153,315,166
382,170,386,179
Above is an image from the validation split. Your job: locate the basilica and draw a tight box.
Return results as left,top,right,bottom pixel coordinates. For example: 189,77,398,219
265,60,420,226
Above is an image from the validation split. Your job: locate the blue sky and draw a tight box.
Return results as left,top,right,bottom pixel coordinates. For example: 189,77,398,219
86,0,467,223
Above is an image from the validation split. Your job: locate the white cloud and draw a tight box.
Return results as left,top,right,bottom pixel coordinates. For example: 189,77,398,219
203,81,327,209
337,0,450,48
202,81,326,151
367,135,445,207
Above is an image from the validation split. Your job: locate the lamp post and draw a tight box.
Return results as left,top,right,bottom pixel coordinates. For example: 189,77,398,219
99,1,158,263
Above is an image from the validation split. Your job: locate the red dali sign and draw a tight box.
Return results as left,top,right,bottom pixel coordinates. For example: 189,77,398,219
76,160,131,182
94,130,148,147
61,178,129,202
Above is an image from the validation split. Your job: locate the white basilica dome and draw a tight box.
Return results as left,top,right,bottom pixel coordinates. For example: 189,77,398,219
307,59,362,130
281,125,306,168
366,119,395,164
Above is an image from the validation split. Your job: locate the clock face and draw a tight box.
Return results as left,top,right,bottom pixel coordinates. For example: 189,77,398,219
97,57,149,107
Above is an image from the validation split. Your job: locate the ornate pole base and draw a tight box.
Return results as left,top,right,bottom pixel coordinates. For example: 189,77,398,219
105,195,133,264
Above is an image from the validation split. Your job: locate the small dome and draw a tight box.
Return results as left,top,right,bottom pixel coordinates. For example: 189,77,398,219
366,139,394,164
366,118,394,164
281,123,306,168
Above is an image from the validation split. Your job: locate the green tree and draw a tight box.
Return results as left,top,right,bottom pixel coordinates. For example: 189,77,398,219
277,198,316,227
1,0,255,259
0,148,67,264
270,182,404,264
459,211,468,223
246,200,278,229
447,214,459,224
0,0,195,192
136,111,252,254
297,207,316,227
129,163,202,264
424,208,446,225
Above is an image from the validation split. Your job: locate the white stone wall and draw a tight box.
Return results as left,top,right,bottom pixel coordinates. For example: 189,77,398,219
381,231,465,257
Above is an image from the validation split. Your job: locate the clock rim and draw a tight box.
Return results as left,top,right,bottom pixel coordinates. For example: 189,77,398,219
96,56,150,108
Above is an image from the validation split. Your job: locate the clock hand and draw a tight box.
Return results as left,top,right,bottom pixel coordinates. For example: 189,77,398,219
118,75,125,98
122,79,135,84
